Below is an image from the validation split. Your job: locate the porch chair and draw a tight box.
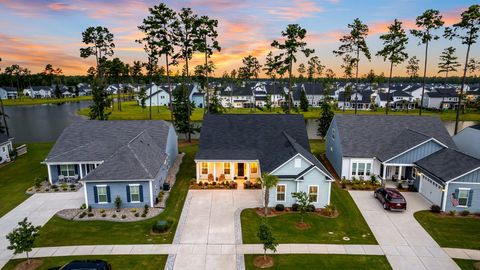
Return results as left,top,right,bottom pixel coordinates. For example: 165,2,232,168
58,175,65,183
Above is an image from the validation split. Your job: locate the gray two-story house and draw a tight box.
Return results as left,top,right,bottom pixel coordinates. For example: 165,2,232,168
43,120,178,209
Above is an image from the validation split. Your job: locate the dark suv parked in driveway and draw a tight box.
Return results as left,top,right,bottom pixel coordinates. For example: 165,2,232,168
48,260,111,270
374,187,407,211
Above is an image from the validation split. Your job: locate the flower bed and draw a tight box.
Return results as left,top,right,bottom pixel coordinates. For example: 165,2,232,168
339,178,381,191
57,204,162,222
190,179,238,189
243,181,261,189
26,179,82,194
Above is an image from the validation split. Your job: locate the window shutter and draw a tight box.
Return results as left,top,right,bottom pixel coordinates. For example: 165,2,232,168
93,186,98,203
57,165,61,175
139,185,144,202
454,189,459,199
107,186,111,203
468,190,474,207
126,186,131,202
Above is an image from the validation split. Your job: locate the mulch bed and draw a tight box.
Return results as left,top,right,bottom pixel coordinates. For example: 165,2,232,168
57,207,162,222
295,222,311,230
255,208,338,218
253,256,274,269
13,259,42,270
26,181,82,195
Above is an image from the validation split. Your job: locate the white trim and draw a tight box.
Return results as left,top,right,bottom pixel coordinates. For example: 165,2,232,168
96,185,108,204
383,138,448,163
43,161,104,165
446,167,480,183
195,161,199,181
457,187,471,207
83,185,89,208
276,184,286,202
128,184,141,203
308,185,319,203
195,159,259,163
79,179,151,183
452,181,480,185
47,165,52,184
270,153,313,174
327,182,332,204
295,166,334,182
149,181,154,207
441,182,448,211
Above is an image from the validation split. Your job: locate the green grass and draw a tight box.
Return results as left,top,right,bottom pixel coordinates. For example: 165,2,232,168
241,185,376,244
2,255,167,270
3,96,92,106
309,139,325,158
454,259,480,270
244,254,392,270
35,143,197,247
414,211,480,250
78,101,480,122
0,143,52,217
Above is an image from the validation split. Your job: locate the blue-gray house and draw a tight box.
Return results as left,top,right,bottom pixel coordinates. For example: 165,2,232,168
195,114,334,208
43,120,178,208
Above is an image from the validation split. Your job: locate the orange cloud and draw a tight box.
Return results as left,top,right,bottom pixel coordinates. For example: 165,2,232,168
47,2,84,11
266,0,323,21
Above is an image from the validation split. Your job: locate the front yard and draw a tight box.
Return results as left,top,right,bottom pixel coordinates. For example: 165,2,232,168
241,185,377,244
2,255,167,270
244,254,391,270
414,211,480,250
34,142,196,247
0,143,52,217
453,259,480,270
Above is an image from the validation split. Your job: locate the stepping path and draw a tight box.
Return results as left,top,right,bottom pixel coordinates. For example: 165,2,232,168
349,190,460,270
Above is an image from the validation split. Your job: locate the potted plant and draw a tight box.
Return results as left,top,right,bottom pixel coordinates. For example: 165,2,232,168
115,196,122,212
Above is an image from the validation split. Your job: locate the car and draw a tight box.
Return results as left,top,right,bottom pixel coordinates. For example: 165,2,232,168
48,260,112,270
374,187,407,211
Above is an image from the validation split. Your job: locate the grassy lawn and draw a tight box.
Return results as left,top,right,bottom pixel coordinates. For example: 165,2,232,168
3,96,92,106
309,139,325,158
454,259,480,270
241,185,376,244
0,143,52,217
414,211,480,250
2,255,167,270
244,254,392,270
78,101,480,122
35,142,197,247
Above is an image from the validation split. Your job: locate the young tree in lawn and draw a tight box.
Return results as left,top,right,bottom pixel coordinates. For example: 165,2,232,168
259,172,279,216
444,4,480,134
194,15,221,113
410,9,444,116
291,191,312,224
376,19,409,115
406,56,420,79
334,18,371,115
131,60,143,96
263,51,282,111
300,89,309,112
297,63,306,79
80,26,115,79
317,76,335,139
257,219,278,262
138,87,147,111
272,24,314,114
89,84,111,120
6,218,41,265
437,47,461,85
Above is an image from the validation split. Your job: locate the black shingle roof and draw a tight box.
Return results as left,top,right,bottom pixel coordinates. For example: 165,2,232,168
415,148,480,183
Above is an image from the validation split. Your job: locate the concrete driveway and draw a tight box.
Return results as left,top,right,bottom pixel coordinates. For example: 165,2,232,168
172,190,262,270
0,189,84,268
349,191,460,270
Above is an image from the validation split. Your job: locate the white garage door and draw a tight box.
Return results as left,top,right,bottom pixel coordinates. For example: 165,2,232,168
420,175,443,206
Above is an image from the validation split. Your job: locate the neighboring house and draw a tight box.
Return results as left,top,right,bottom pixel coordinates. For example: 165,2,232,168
465,89,480,104
24,86,53,98
42,120,178,208
415,148,480,212
422,92,459,109
195,114,333,208
142,83,171,106
376,91,415,109
192,92,205,108
0,134,13,164
338,91,372,110
303,83,324,107
453,125,480,159
0,87,18,99
218,85,253,108
77,83,92,96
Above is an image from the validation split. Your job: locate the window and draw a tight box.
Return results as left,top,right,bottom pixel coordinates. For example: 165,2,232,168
351,162,372,178
309,186,318,202
60,164,75,176
358,163,365,176
130,185,140,203
276,185,286,202
330,146,333,152
352,163,357,175
2,146,5,152
201,163,208,174
250,163,258,174
224,163,231,174
458,189,470,207
366,163,372,176
294,158,301,168
97,186,108,203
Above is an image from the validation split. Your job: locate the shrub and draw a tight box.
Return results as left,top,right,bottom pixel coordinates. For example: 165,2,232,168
115,196,122,211
130,208,137,213
449,210,456,216
112,214,117,218
121,214,126,219
99,209,105,214
292,203,299,212
144,204,149,212
78,212,86,218
60,183,68,190
208,174,214,182
141,213,147,218
460,210,470,216
254,183,261,189
87,213,94,217
323,204,336,217
370,175,377,184
54,188,59,192
212,181,216,186
430,205,441,213
134,212,140,217
306,205,316,212
275,204,285,211
101,213,106,217
190,179,196,185
152,219,174,233
69,184,76,189
51,184,58,189
45,188,50,192
219,174,225,182
34,177,43,188
80,203,86,210
87,205,92,213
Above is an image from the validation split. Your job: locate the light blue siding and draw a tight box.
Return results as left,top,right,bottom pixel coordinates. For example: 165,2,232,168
192,95,204,108
325,118,343,176
445,183,480,213
387,140,444,164
166,125,179,167
49,164,80,184
452,168,480,183
272,155,311,176
85,181,151,209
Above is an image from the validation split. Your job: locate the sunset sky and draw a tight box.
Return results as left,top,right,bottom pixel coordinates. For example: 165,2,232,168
0,0,479,77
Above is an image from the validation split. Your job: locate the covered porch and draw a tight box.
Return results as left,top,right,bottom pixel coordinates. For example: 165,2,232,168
380,163,416,188
195,160,260,183
46,162,102,184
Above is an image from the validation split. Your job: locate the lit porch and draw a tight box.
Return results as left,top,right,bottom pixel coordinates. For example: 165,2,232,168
195,160,260,183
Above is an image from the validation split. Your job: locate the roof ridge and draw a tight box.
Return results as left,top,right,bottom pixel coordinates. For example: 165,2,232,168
403,128,431,139
126,137,154,179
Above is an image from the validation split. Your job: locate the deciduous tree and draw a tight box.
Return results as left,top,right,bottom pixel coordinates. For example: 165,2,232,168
6,218,41,265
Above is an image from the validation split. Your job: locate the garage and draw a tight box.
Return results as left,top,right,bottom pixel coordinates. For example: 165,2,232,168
419,174,443,206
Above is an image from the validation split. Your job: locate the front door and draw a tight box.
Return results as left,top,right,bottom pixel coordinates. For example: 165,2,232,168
237,163,245,177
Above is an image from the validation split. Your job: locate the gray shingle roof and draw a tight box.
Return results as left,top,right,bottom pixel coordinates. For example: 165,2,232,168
196,114,331,177
415,148,480,183
376,129,431,162
334,115,456,158
45,120,172,181
0,133,12,144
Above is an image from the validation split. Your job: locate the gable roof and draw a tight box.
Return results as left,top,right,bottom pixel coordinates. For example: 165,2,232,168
415,148,480,183
196,114,330,177
45,120,172,181
334,114,456,158
376,129,436,162
0,133,12,144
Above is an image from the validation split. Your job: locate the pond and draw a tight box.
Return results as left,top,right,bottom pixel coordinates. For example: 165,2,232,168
2,102,478,142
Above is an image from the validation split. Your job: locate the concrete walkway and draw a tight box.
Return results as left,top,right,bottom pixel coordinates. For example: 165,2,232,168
0,189,84,268
349,190,460,270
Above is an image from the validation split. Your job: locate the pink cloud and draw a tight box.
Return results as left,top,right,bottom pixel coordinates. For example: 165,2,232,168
265,0,323,21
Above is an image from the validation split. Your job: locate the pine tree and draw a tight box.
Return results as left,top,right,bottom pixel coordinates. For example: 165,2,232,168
300,89,309,111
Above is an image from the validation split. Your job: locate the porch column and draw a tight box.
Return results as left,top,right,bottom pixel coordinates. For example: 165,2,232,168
230,162,234,180
47,164,52,184
213,162,217,181
398,166,403,181
246,162,250,180
382,165,386,181
79,164,84,179
195,162,199,181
